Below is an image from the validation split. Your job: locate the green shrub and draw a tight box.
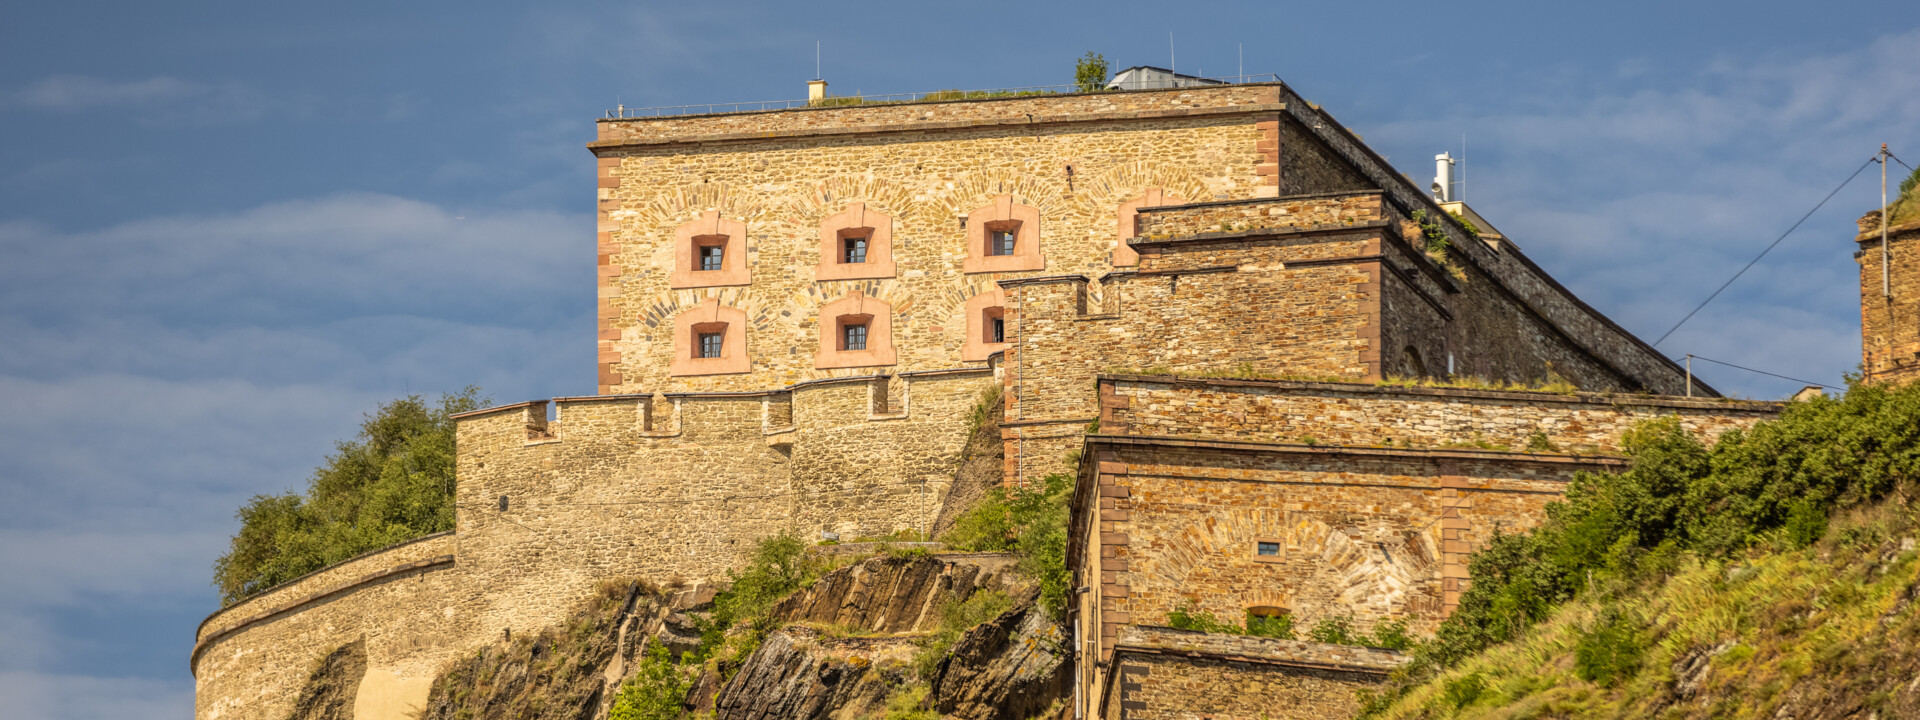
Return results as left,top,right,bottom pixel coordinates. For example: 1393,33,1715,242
607,645,694,720
1360,379,1920,714
212,388,483,604
1442,672,1486,709
1308,615,1356,645
936,473,1074,619
1572,610,1644,687
1365,618,1413,650
1245,611,1296,640
1166,606,1242,634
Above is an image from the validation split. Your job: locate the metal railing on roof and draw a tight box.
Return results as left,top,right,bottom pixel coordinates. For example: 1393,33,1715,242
602,74,1283,119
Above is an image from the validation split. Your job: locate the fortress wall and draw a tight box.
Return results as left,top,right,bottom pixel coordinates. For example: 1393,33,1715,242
593,85,1282,144
1076,437,1624,678
1101,627,1403,720
593,111,1276,395
1099,376,1781,453
192,534,463,720
786,370,994,538
1857,221,1920,384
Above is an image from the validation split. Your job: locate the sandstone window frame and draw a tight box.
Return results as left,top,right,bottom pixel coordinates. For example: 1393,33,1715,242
816,290,896,369
1114,187,1186,267
670,210,751,289
670,299,750,376
961,288,1010,362
1252,536,1285,564
962,195,1044,273
817,202,897,281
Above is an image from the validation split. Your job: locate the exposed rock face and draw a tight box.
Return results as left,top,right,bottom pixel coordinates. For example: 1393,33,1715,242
773,552,1019,634
711,627,917,720
929,599,1071,720
285,638,366,720
418,581,667,720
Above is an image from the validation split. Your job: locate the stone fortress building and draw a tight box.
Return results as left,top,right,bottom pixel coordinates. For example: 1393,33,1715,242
192,77,1801,720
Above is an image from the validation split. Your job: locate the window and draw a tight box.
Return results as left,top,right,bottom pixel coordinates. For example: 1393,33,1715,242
987,229,1016,256
1253,537,1284,563
1257,541,1280,556
843,236,868,264
698,244,725,272
962,292,1009,362
671,300,750,376
843,323,868,351
990,316,1005,344
697,332,723,358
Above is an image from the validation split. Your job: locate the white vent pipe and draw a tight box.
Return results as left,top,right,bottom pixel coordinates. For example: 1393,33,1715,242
1434,153,1457,202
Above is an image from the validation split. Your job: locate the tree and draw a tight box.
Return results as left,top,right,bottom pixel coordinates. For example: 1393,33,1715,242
1074,52,1110,93
212,388,484,604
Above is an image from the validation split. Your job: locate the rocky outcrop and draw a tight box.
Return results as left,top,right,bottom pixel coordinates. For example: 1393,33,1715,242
773,552,1019,634
711,627,918,720
285,638,366,720
929,598,1071,720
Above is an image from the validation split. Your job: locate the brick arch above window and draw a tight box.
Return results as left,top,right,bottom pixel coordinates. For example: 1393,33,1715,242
817,202,897,281
669,299,750,376
961,288,1009,362
815,290,896,369
1114,187,1187,266
962,195,1044,274
669,210,750,289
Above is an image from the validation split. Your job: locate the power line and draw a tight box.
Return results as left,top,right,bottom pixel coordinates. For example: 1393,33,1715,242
1652,156,1878,347
1679,354,1833,389
1888,150,1915,174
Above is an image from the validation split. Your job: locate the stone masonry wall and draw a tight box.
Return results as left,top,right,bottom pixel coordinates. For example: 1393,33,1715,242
593,85,1283,146
1098,375,1781,453
1857,220,1920,385
1084,440,1601,644
593,108,1278,395
1101,626,1402,720
193,534,464,720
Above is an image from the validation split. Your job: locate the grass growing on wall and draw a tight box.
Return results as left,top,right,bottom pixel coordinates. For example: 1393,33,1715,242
211,388,484,604
1357,377,1920,717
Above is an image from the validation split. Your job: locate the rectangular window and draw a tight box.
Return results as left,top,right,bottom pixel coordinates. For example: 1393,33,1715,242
990,317,1005,344
697,332,723,358
843,237,868,264
1256,541,1280,556
699,244,724,272
843,323,868,351
988,229,1016,256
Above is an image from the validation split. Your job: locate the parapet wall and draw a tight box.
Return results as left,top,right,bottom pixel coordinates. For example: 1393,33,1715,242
593,84,1283,146
1102,626,1404,720
193,533,464,720
1097,375,1782,453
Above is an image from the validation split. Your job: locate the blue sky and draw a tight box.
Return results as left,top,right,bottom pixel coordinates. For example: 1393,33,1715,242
1,2,1915,716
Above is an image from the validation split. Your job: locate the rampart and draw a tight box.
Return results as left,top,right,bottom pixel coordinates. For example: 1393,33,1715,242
192,369,996,720
1096,374,1782,453
1101,625,1405,720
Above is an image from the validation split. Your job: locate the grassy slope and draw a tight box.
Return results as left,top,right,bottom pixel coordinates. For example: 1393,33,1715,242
1374,497,1920,719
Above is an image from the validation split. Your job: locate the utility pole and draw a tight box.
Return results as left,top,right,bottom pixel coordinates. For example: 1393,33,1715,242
1883,143,1892,298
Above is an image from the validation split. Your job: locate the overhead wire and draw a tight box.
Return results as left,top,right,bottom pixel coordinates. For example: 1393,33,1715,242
1652,156,1878,347
1678,354,1833,389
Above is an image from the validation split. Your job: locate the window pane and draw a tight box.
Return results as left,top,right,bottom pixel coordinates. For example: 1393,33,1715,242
699,245,724,271
844,324,867,351
698,332,723,358
844,237,867,264
988,230,1016,256
990,317,1004,343
1256,541,1280,556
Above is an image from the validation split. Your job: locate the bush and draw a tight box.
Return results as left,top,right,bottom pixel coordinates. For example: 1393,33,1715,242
1308,615,1356,645
936,473,1075,619
607,645,694,720
1572,610,1644,687
212,388,483,604
1362,379,1920,713
700,530,820,653
1245,612,1296,640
